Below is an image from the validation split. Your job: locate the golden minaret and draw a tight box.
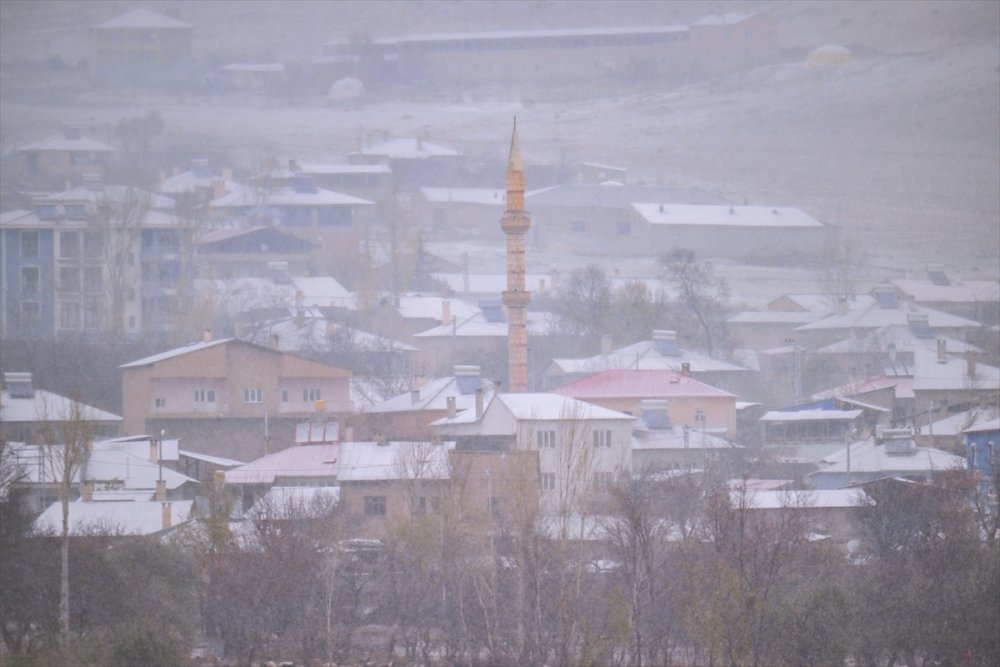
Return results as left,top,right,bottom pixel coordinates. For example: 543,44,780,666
501,119,531,392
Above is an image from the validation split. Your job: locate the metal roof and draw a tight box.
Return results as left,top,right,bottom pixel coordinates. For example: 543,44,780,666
553,369,736,399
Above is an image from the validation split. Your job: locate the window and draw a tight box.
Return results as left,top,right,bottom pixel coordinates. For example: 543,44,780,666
244,388,263,403
35,205,57,221
83,267,103,292
195,389,216,403
59,267,80,292
541,472,556,491
21,266,39,294
64,204,87,220
281,388,289,403
412,496,427,517
83,301,103,330
83,231,103,258
593,430,612,448
154,397,166,408
21,231,39,259
536,430,556,448
20,302,41,332
60,231,79,259
303,388,321,402
59,301,80,329
364,496,387,516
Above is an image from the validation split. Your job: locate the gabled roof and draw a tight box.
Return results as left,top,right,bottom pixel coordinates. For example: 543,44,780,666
525,183,729,209
759,409,862,422
632,426,737,451
736,488,867,510
727,310,826,324
421,187,506,205
38,185,175,210
693,12,758,26
434,393,635,426
920,408,1000,437
33,499,194,536
811,439,966,476
353,138,460,159
633,204,823,228
19,133,115,153
550,339,749,375
225,444,340,485
120,338,234,368
338,441,453,481
816,325,981,355
94,8,192,29
393,295,480,321
8,443,196,490
0,389,121,423
249,318,416,355
368,375,495,414
767,293,875,313
552,369,736,400
964,418,1000,434
211,186,373,208
197,225,315,251
159,170,242,195
413,310,551,338
889,278,1000,304
813,374,915,401
912,349,1000,391
796,303,981,332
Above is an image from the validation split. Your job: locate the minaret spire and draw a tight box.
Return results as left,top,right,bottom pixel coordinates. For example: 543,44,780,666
500,118,531,393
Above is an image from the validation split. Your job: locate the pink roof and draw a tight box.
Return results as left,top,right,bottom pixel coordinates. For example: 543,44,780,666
225,444,339,485
552,370,736,400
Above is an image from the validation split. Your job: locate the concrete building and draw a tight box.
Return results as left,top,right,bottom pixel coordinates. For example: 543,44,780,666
90,8,193,85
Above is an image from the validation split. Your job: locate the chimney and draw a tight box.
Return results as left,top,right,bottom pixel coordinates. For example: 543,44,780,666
446,395,457,418
410,388,420,405
212,179,227,199
966,351,977,379
81,481,94,502
161,502,172,530
442,299,451,325
475,388,484,419
155,479,167,501
295,290,305,323
681,362,691,376
149,439,159,463
937,338,947,364
202,328,213,342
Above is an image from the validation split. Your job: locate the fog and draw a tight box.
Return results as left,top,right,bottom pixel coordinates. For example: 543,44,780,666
1,1,998,666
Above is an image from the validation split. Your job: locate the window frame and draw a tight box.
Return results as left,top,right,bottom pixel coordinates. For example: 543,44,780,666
243,388,263,403
536,430,556,449
364,495,387,516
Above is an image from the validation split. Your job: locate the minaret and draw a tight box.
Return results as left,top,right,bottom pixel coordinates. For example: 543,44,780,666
501,119,531,392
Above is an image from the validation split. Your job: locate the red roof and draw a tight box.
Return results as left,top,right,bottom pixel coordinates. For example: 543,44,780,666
552,370,736,399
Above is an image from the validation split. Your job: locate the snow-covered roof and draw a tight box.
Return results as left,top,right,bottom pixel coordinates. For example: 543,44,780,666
95,435,179,462
813,375,915,401
354,138,460,159
816,325,981,355
19,133,115,153
735,488,866,510
225,444,340,485
120,338,234,368
421,188,506,205
550,339,749,375
0,210,34,226
920,409,1000,437
964,418,1000,434
8,443,196,490
94,8,192,29
369,374,496,414
338,441,453,482
431,272,556,295
693,12,758,26
526,183,729,208
912,349,1000,391
889,278,1000,304
220,63,285,73
796,303,981,332
392,295,480,321
179,449,245,467
435,393,635,426
366,25,689,46
249,318,415,355
768,293,874,313
727,310,826,324
811,439,966,476
159,171,242,195
633,203,823,228
212,185,373,207
288,163,391,175
38,185,175,210
248,486,340,519
33,499,193,536
553,369,736,399
0,389,121,423
413,310,551,338
759,409,863,422
632,426,736,450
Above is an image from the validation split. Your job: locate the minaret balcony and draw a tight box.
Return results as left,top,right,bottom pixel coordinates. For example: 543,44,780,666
501,211,531,234
502,289,531,308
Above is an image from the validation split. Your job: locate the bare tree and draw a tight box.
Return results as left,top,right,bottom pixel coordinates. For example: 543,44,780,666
36,394,95,647
816,231,870,312
95,187,150,339
658,249,732,357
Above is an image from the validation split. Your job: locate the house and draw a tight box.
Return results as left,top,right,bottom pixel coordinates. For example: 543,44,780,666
120,335,352,460
964,418,999,500
364,365,496,440
16,127,116,186
196,226,316,279
759,405,866,463
432,392,634,504
545,329,751,394
631,399,740,472
6,434,195,515
0,185,194,341
158,159,240,208
262,160,393,203
630,203,828,261
0,372,121,444
418,187,506,240
90,8,193,85
730,486,866,551
812,374,915,431
912,347,1000,428
889,268,1000,325
551,369,739,438
33,498,194,537
807,427,967,490
347,137,466,189
366,294,481,345
337,439,454,538
793,285,983,348
919,405,999,451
